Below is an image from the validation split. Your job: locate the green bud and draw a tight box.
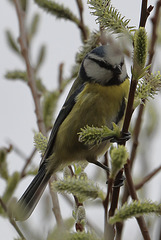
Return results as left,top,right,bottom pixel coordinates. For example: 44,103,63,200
133,27,148,79
76,206,86,223
34,132,48,155
110,145,128,179
2,172,20,204
109,200,161,224
63,167,73,179
134,27,147,68
0,148,9,180
79,172,88,181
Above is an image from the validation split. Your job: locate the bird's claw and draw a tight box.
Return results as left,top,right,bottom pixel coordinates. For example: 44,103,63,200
110,131,131,144
113,175,126,188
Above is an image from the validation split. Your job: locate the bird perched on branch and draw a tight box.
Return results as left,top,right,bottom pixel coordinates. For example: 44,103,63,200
16,43,129,221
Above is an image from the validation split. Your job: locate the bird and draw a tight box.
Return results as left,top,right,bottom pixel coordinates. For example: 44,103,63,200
15,43,130,221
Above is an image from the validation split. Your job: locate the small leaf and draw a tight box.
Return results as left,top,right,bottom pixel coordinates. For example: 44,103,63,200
34,0,79,25
29,13,40,40
6,30,20,55
5,70,27,82
36,78,47,93
0,148,9,180
20,0,28,11
2,172,20,203
43,90,60,129
35,45,46,72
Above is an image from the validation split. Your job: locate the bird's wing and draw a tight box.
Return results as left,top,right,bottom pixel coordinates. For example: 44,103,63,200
39,83,85,168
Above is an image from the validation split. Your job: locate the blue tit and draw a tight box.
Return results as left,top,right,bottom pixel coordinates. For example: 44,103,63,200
16,44,129,220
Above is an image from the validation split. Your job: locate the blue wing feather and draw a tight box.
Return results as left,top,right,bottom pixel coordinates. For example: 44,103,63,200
39,83,85,166
16,83,85,221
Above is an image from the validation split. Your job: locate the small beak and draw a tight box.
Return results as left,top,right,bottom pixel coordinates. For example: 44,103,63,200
113,64,122,75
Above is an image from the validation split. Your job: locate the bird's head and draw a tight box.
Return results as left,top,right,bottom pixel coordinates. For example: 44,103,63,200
79,45,128,86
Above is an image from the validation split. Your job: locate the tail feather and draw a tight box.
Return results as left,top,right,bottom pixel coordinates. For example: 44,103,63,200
15,164,51,221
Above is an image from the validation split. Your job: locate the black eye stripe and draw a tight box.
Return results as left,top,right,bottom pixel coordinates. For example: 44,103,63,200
88,57,113,71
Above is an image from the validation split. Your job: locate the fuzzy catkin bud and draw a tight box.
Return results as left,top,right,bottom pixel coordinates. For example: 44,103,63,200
110,145,128,179
76,206,86,223
34,132,48,155
133,27,148,80
63,167,73,179
109,200,161,224
134,27,147,69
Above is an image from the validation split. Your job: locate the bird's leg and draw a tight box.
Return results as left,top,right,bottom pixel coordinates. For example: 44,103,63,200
113,174,126,188
87,158,110,173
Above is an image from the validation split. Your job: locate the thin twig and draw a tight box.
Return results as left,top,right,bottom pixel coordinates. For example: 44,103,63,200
61,192,103,236
13,0,46,136
0,198,26,240
135,165,161,190
111,1,154,239
148,0,161,65
139,0,154,27
103,177,114,240
8,141,27,160
58,63,64,91
76,0,88,41
68,165,84,232
20,148,37,178
130,104,145,169
102,152,110,235
49,175,64,227
13,0,64,227
124,160,151,240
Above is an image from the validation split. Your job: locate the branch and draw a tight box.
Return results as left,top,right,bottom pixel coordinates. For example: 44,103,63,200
129,104,144,168
49,176,64,227
0,198,26,240
130,0,161,166
13,0,46,136
68,165,84,232
139,0,154,27
13,0,63,227
76,0,88,41
124,161,151,240
58,63,64,91
20,148,37,178
112,2,154,239
148,0,161,65
119,5,161,234
135,165,161,190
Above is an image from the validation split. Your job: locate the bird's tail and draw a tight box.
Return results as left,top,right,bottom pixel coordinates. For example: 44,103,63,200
15,163,51,221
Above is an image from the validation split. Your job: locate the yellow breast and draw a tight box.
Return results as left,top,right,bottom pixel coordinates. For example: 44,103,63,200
54,78,130,161
76,78,130,127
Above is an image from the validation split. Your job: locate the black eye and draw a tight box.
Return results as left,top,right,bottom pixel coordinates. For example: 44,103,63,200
98,60,110,69
120,61,124,67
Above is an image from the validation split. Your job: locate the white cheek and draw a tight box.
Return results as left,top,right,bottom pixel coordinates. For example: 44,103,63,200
120,64,127,82
85,59,113,82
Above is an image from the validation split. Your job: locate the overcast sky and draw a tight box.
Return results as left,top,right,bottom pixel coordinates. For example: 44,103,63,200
0,0,160,239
